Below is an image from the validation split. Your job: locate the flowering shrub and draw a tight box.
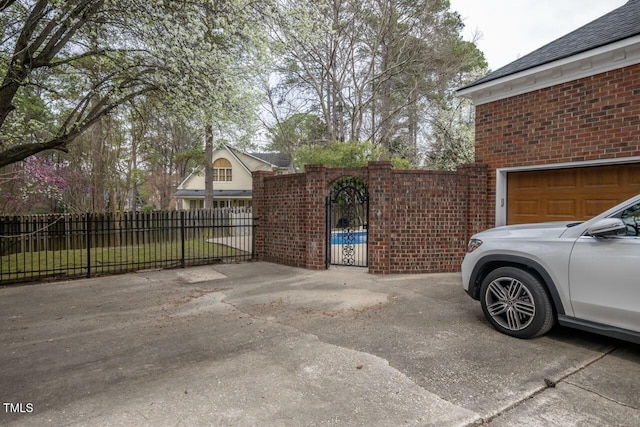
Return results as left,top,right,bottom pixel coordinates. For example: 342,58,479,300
21,156,68,203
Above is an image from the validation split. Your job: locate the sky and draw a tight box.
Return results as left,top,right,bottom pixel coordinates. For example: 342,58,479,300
449,0,628,71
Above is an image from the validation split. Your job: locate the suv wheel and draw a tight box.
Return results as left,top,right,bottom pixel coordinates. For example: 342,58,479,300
479,267,555,338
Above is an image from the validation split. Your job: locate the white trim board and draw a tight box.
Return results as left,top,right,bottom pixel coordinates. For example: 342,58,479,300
459,36,640,105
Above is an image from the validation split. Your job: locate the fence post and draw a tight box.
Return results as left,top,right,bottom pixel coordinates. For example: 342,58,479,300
180,210,185,268
252,212,257,260
86,213,91,278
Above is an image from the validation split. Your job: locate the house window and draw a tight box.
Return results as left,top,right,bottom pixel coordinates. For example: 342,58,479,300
213,158,232,182
190,199,204,210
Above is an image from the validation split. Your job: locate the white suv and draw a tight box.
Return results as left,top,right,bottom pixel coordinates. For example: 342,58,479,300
462,194,640,343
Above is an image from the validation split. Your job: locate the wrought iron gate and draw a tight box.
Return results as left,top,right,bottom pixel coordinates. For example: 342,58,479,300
326,176,369,267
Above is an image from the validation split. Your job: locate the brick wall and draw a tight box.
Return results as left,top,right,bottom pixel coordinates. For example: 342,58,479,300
387,170,467,273
253,163,488,274
386,167,489,273
475,63,640,226
253,171,307,268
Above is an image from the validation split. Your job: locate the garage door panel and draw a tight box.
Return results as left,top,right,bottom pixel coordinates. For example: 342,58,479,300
510,200,541,219
507,164,640,224
512,172,541,189
547,200,575,218
628,164,640,186
584,199,620,217
546,170,577,188
582,168,621,187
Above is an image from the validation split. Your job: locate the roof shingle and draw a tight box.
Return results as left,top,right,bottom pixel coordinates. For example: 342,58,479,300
460,0,640,90
249,152,293,168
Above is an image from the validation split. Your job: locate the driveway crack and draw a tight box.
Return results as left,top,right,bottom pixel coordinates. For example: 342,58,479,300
563,380,638,410
477,345,618,425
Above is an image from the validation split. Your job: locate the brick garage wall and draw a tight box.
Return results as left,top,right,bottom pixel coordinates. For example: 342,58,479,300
475,63,640,226
253,163,488,274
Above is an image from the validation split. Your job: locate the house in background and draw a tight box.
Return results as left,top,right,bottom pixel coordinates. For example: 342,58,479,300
174,144,294,210
458,0,640,226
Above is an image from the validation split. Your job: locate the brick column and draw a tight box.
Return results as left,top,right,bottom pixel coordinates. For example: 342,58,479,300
459,163,489,239
304,164,328,270
367,161,393,274
252,170,275,261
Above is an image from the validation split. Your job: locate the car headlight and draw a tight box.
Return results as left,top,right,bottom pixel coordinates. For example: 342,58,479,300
466,239,483,253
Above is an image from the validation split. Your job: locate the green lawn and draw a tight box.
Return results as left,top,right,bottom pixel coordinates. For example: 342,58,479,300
0,239,247,283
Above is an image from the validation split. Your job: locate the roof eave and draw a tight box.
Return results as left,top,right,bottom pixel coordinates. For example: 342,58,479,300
223,145,254,175
458,35,640,105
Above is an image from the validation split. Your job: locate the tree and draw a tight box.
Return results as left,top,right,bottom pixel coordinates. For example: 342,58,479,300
129,96,204,210
0,0,273,169
423,96,475,170
266,0,487,167
422,39,487,169
295,139,410,169
2,155,67,213
266,113,328,154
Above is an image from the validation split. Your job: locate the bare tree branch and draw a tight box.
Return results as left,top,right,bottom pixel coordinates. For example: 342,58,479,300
0,85,153,168
0,0,17,12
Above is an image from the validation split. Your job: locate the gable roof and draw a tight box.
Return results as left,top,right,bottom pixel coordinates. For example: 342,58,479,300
250,152,293,169
223,145,293,171
176,144,293,190
223,145,253,176
459,0,640,93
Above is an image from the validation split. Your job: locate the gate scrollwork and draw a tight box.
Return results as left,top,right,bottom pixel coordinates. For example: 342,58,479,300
326,176,368,267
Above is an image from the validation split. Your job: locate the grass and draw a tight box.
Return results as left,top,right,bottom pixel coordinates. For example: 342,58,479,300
0,238,249,283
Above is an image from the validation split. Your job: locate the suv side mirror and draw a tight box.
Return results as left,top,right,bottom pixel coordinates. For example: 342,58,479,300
587,218,627,237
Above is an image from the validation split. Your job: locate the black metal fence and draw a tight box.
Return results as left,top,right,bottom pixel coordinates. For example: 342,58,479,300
0,208,255,285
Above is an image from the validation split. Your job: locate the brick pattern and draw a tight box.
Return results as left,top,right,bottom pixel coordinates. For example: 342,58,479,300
304,165,328,270
387,170,466,273
475,64,640,226
253,172,308,268
460,164,489,237
366,162,392,274
253,163,488,274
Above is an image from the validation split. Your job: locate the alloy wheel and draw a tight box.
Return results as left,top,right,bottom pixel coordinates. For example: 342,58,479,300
484,277,536,331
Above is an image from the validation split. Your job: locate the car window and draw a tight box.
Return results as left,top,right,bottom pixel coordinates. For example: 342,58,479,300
620,202,640,236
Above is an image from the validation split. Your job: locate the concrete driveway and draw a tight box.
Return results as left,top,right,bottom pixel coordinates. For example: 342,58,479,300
1,262,638,426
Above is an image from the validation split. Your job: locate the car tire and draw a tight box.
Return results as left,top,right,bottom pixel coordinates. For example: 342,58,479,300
479,267,555,339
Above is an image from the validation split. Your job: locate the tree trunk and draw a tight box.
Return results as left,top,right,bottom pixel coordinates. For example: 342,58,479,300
90,113,106,212
204,123,214,209
378,0,397,151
